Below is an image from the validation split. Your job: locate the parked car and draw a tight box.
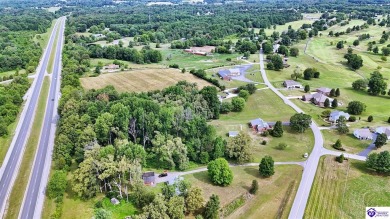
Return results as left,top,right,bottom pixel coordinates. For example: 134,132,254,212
303,153,309,158
158,172,168,178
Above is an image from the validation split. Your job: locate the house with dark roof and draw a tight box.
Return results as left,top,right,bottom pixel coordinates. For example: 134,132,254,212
301,92,333,107
283,80,303,89
353,129,373,140
329,110,350,122
142,172,155,186
218,68,241,81
249,118,270,133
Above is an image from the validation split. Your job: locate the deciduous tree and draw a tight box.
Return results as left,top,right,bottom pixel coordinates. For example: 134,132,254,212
207,158,233,186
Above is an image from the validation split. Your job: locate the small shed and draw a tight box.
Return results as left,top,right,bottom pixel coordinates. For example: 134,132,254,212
228,131,239,137
142,172,155,186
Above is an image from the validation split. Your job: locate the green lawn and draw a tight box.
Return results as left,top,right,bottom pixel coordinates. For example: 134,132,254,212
305,156,390,219
47,26,60,74
211,90,313,162
220,89,296,122
321,129,371,154
5,77,50,219
101,198,138,218
160,49,242,70
184,165,302,219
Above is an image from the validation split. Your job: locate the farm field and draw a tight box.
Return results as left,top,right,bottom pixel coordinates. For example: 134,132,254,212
80,68,213,92
304,156,390,219
184,165,303,219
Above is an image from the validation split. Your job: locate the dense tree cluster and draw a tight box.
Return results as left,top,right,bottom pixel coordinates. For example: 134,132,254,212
64,5,301,43
0,9,54,72
0,76,30,137
89,45,162,64
366,151,390,174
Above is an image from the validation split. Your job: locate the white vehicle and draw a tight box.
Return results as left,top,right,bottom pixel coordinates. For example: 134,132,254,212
303,153,309,158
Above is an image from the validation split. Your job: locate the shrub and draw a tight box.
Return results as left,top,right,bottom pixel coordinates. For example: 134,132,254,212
336,154,345,163
261,130,269,137
261,140,267,145
348,116,356,122
275,143,287,150
368,115,373,122
249,180,258,194
169,64,179,68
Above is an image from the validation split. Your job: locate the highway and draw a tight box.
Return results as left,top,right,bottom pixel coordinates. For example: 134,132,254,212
0,19,61,217
19,17,66,219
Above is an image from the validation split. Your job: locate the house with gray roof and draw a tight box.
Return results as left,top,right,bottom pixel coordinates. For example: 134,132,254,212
283,80,303,89
353,129,373,140
375,127,390,140
316,87,332,96
302,92,333,107
249,118,270,133
329,110,350,122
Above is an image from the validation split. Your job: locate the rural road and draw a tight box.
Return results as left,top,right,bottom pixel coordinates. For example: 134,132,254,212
155,161,305,184
19,17,66,219
258,50,366,219
0,19,61,217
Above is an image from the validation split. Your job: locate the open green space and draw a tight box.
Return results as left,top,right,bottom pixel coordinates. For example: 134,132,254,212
47,26,60,74
305,156,390,219
220,89,296,122
5,77,50,219
321,129,371,154
184,165,302,219
160,49,241,70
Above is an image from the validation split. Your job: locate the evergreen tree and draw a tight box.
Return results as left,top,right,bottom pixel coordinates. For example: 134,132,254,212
335,88,340,97
204,194,220,219
259,156,275,177
249,180,258,194
324,98,330,108
330,89,336,97
331,99,338,108
304,85,310,93
271,121,283,137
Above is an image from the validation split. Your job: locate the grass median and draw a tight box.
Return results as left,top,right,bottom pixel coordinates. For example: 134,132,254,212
46,27,60,74
5,76,50,219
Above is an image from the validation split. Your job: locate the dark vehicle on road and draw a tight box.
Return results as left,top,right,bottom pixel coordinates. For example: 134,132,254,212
158,172,168,178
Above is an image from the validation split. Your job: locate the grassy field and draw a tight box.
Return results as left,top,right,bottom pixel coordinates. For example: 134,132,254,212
160,49,241,70
47,26,60,74
321,129,371,154
304,156,390,219
5,77,50,219
220,89,296,122
80,68,213,92
184,165,302,219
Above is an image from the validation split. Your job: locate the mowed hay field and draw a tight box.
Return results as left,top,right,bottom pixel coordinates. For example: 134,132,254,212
184,165,302,219
80,68,213,92
304,156,390,219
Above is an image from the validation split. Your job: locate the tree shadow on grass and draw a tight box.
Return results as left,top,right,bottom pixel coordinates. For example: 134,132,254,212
349,160,377,176
243,167,260,178
192,171,212,184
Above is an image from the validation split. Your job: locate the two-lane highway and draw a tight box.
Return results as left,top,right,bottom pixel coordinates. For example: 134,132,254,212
0,19,61,218
19,17,66,219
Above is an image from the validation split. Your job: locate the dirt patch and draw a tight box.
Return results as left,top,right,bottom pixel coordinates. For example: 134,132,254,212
80,68,213,92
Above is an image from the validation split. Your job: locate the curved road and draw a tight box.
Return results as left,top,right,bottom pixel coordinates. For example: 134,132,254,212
258,49,365,219
0,19,61,218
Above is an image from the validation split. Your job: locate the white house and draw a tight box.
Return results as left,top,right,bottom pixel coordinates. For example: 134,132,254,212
353,129,373,140
375,127,390,140
329,110,350,122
